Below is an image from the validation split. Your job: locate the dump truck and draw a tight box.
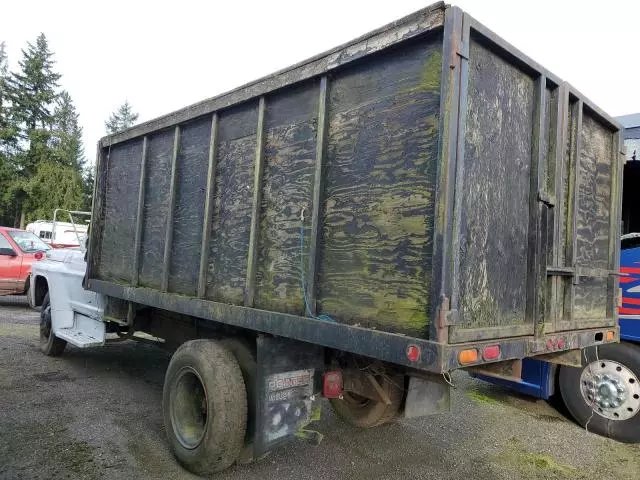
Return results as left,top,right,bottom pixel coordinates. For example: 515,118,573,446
32,2,624,475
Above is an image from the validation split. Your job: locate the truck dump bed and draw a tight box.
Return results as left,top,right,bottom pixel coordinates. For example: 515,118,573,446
87,2,623,372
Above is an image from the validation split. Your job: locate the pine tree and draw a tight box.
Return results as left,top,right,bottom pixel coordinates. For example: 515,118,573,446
105,100,139,134
4,33,62,226
83,168,94,210
7,34,60,135
0,41,20,226
51,90,85,169
23,161,86,222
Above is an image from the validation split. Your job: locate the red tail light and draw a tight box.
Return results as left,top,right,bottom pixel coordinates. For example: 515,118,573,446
406,344,421,363
482,345,501,361
323,371,343,398
34,251,44,260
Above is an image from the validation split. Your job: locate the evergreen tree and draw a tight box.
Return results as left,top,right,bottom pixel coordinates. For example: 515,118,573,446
0,41,16,154
0,41,20,226
1,35,94,224
4,33,62,226
83,168,94,211
7,34,60,135
23,161,86,222
105,100,138,134
51,90,85,169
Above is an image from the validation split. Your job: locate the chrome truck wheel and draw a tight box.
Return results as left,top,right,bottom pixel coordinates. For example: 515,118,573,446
560,343,640,443
579,360,640,421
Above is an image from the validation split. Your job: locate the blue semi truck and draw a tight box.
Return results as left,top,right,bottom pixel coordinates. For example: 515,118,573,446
475,115,640,443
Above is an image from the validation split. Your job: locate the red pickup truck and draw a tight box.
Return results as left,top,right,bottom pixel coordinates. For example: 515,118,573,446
0,227,50,304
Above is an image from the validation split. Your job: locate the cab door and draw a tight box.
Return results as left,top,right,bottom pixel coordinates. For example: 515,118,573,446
0,232,22,294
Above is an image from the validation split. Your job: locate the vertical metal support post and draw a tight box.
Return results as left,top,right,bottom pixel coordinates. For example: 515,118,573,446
550,83,569,328
551,83,571,331
566,99,583,319
198,113,219,299
307,76,329,316
606,130,623,317
429,6,466,343
86,142,107,284
526,75,546,337
245,96,266,307
161,125,181,292
131,136,148,286
447,11,471,337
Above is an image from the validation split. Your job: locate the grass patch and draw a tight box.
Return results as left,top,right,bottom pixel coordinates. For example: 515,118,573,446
466,390,502,405
495,439,584,479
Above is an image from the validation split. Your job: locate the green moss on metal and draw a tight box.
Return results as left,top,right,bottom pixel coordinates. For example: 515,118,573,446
420,51,443,92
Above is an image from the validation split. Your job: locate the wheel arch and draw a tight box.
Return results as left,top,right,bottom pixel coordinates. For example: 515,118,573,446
33,275,49,307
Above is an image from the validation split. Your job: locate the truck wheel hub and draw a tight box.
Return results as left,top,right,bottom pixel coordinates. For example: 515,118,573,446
580,360,640,421
171,367,208,449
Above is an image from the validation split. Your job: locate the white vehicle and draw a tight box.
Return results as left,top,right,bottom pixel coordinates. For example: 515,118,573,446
26,209,90,248
30,245,107,353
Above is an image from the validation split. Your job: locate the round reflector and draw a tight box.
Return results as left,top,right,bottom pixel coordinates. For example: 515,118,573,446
406,344,420,363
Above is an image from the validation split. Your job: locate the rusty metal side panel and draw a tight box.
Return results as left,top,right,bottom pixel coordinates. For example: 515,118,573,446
204,104,258,306
98,139,143,283
138,130,174,290
450,35,536,340
168,117,212,296
551,98,620,332
316,35,443,337
254,82,319,314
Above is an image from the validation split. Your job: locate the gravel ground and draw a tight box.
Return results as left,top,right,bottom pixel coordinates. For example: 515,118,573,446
1,295,638,480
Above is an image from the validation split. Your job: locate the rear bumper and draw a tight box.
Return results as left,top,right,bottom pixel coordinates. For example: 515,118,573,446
445,326,620,371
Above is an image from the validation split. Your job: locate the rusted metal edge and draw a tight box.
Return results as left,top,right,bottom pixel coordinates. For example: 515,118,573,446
131,136,148,287
245,96,266,308
429,5,464,343
99,4,446,148
161,125,181,292
307,76,328,316
197,113,219,299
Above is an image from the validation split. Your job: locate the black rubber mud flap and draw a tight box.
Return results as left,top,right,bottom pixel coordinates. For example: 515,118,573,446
254,336,324,455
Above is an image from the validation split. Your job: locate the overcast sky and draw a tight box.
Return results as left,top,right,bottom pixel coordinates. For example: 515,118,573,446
3,0,638,164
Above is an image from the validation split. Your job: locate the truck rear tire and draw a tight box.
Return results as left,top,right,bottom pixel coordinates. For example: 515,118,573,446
330,374,403,428
220,338,258,464
163,339,247,475
39,293,67,356
559,342,640,443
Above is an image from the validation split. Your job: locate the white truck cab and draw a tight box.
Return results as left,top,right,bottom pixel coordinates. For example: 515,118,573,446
29,228,106,353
